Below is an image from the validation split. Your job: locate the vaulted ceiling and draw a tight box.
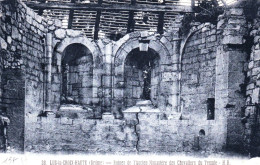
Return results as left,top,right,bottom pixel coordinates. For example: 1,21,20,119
23,0,238,40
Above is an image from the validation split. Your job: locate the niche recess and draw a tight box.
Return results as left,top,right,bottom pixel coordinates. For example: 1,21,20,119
61,43,93,105
124,48,160,108
207,98,215,120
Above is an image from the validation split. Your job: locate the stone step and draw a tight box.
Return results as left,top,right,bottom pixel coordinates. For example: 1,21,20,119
136,100,152,106
59,104,93,112
57,104,94,119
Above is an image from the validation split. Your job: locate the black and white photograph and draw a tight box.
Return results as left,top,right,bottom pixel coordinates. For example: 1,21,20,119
0,0,260,164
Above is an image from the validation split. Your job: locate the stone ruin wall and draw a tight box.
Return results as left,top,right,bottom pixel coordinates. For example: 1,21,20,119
180,23,218,120
244,6,260,156
0,0,61,151
215,7,249,151
0,0,260,155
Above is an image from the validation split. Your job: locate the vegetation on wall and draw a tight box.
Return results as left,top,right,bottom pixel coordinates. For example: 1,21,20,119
180,0,224,36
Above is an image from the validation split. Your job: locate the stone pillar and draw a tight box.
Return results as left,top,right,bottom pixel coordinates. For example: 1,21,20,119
45,33,53,112
161,37,181,119
171,39,181,114
102,43,113,113
215,7,248,151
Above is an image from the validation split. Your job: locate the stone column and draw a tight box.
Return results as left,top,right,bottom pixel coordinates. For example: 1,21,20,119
45,33,53,112
102,43,113,113
215,7,248,151
171,39,181,114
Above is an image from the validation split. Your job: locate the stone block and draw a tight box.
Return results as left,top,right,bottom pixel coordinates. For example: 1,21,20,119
102,113,114,120
252,88,260,103
55,29,66,39
54,19,62,27
247,61,253,70
228,18,246,24
160,36,169,45
7,36,12,44
49,25,55,31
252,67,260,76
202,26,210,33
246,83,255,90
222,35,243,45
217,18,226,30
26,15,33,24
230,8,244,16
35,14,43,24
161,72,178,82
254,50,260,61
66,29,82,37
60,117,73,125
140,31,149,38
0,37,7,50
11,26,19,39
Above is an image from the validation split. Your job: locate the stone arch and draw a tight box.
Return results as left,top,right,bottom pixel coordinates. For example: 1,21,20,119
112,32,174,113
51,37,103,111
179,23,217,119
61,43,93,105
177,26,200,113
56,37,102,69
113,32,171,76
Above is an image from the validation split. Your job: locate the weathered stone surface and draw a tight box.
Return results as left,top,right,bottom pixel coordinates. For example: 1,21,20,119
0,0,259,155
230,8,244,16
254,50,260,61
54,29,66,39
54,19,62,27
35,14,42,24
11,26,19,39
66,29,82,37
7,36,12,44
222,35,244,45
0,37,7,49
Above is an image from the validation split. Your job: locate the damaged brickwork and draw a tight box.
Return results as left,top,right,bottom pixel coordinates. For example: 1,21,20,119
0,0,260,156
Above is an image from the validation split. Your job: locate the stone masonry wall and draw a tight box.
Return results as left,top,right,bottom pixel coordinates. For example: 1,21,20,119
0,0,27,151
215,6,248,151
25,24,228,154
62,45,93,105
124,64,144,108
180,23,218,120
244,6,260,156
0,0,257,155
24,112,191,153
51,31,103,116
0,0,62,151
123,51,160,108
112,32,177,116
150,58,160,106
25,110,226,154
25,113,137,153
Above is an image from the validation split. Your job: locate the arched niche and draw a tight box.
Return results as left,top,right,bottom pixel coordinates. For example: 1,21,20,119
124,48,160,108
113,35,172,113
61,43,93,106
51,37,103,112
